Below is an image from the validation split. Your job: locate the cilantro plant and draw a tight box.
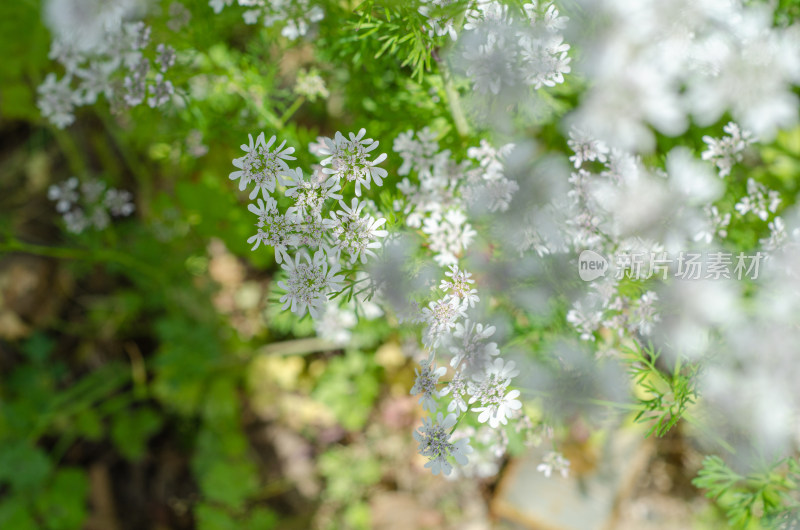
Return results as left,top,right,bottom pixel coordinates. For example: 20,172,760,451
3,0,800,528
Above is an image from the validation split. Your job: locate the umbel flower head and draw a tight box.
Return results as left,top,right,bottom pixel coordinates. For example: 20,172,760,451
411,353,447,412
318,128,388,196
282,167,342,217
230,132,296,200
414,412,473,476
48,176,135,234
328,198,389,265
229,129,391,319
468,357,522,428
277,249,345,319
246,197,297,263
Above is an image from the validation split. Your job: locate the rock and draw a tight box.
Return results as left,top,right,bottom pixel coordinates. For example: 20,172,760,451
492,428,653,530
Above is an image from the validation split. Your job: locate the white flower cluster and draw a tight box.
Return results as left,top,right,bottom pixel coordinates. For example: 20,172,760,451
229,130,389,319
513,118,795,400
48,177,135,234
39,0,179,128
537,450,570,478
407,261,527,475
314,296,383,345
456,0,571,94
570,0,800,151
734,178,782,222
515,127,744,350
702,122,755,178
567,285,661,344
394,128,518,266
694,205,731,245
209,0,324,40
414,412,473,476
417,0,460,41
293,69,329,102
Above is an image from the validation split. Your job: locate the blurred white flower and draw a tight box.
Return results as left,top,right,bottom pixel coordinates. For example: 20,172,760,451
411,354,448,412
701,122,755,178
537,451,570,478
414,413,473,476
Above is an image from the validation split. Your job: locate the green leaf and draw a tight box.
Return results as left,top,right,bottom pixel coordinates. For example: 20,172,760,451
111,407,163,460
195,503,239,530
0,498,38,529
243,507,278,529
312,350,381,431
35,468,89,530
198,460,259,511
0,441,51,492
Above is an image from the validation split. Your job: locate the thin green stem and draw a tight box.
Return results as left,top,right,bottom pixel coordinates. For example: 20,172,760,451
278,96,305,127
1,237,165,285
519,387,642,411
450,405,471,434
683,412,738,455
51,128,87,176
95,109,154,216
436,57,470,138
257,337,340,356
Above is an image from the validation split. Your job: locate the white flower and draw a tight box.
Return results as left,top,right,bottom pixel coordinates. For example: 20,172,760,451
168,2,192,32
462,32,517,95
418,0,460,40
414,413,473,476
317,128,388,196
440,264,479,308
81,179,106,203
147,73,174,108
393,128,440,177
760,216,787,252
155,43,177,73
629,291,660,336
230,132,296,200
48,177,80,213
44,0,137,54
411,354,447,412
421,297,466,346
518,32,571,89
293,212,335,249
49,177,133,233
450,320,499,374
694,204,731,244
566,301,602,341
567,128,609,169
734,178,781,221
209,0,233,13
469,357,522,428
701,121,754,178
37,73,77,129
63,208,89,234
104,189,135,216
422,209,477,267
294,68,329,101
74,60,116,105
328,198,388,265
537,451,570,478
246,198,297,263
314,300,358,345
277,250,345,319
441,370,470,413
282,167,341,216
